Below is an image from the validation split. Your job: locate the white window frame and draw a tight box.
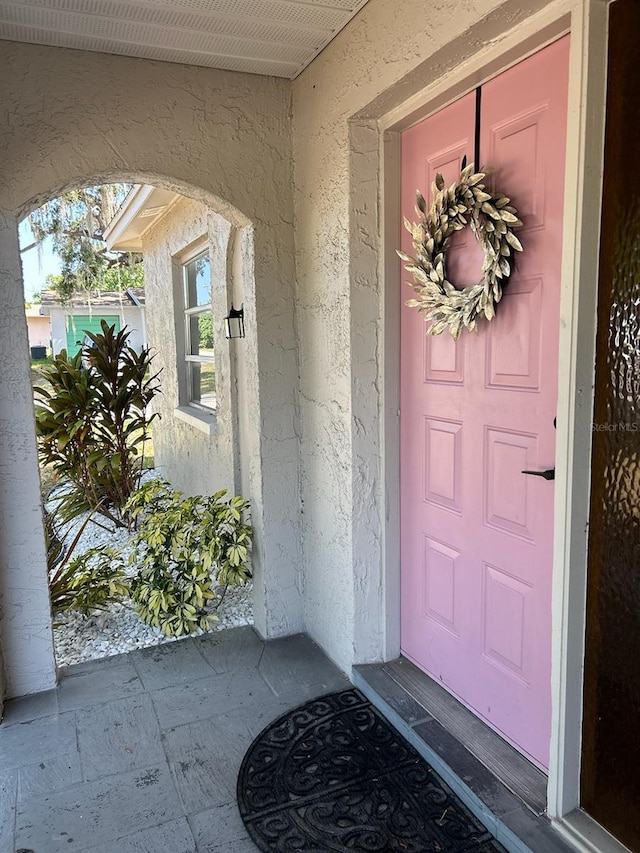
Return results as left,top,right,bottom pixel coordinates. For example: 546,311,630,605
182,249,217,412
173,240,217,435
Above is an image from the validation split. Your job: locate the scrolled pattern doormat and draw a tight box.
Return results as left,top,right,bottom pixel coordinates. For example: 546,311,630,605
237,688,506,852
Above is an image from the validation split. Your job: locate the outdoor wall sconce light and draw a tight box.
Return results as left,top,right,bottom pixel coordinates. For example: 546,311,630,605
224,305,245,339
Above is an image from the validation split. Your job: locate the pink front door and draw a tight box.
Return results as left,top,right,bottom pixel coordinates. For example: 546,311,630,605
400,37,570,769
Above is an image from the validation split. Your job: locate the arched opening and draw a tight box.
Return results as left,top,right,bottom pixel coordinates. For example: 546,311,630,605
23,179,258,668
1,169,303,699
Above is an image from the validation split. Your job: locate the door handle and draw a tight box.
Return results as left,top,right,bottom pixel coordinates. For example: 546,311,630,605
521,468,555,480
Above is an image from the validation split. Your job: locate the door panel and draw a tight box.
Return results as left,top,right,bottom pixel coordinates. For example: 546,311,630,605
400,37,569,769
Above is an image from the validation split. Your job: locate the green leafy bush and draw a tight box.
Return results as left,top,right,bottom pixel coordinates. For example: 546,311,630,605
126,480,252,637
52,548,129,616
44,504,66,580
34,321,160,527
45,505,128,615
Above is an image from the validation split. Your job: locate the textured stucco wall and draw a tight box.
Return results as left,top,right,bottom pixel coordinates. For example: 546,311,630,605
0,214,56,700
292,0,558,671
140,197,235,497
0,41,303,695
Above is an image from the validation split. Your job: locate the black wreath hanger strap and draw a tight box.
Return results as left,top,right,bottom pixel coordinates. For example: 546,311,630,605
397,163,523,339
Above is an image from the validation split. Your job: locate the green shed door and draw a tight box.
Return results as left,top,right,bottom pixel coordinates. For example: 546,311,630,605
65,315,121,357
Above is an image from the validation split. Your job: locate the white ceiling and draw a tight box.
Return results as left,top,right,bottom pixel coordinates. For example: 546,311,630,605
0,0,370,79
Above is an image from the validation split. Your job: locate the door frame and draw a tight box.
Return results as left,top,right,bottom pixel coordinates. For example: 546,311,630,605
363,0,620,848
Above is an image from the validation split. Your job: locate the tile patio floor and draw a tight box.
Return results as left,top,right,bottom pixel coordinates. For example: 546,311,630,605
0,627,350,853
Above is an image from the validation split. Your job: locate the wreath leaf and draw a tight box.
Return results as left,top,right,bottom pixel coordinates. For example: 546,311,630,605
505,232,523,252
397,166,523,338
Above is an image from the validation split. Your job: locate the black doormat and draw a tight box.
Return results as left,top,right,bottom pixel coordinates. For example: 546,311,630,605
237,688,506,852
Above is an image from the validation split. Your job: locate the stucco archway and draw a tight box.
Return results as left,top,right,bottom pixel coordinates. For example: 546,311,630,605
0,44,303,699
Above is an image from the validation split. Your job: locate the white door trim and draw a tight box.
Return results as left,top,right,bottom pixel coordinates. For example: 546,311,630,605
375,0,610,838
554,809,633,853
546,0,610,822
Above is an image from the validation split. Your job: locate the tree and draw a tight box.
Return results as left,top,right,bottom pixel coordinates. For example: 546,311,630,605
198,312,214,349
29,185,143,302
102,263,144,291
43,264,144,298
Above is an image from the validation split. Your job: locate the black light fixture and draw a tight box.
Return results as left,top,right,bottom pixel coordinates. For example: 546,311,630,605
224,304,245,339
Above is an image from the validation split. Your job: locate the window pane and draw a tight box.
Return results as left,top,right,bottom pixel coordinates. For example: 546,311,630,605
198,312,214,356
189,361,216,409
185,254,211,308
187,311,214,358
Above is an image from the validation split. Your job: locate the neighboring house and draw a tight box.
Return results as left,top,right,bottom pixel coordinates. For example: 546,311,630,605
39,288,146,357
24,306,51,353
0,2,638,852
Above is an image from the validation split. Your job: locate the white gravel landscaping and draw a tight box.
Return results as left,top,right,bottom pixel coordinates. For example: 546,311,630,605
51,486,254,668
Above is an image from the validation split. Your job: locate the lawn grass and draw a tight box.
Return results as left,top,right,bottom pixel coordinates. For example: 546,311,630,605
138,423,155,470
30,356,53,389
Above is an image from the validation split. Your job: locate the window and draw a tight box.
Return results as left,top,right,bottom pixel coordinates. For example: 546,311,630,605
183,252,215,411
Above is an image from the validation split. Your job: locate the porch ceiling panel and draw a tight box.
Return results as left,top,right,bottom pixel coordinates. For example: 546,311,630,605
0,0,371,78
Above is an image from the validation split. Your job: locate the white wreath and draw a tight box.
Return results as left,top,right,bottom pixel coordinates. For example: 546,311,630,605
397,164,523,339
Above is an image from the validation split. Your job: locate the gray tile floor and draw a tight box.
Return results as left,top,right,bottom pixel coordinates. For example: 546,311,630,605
0,627,350,853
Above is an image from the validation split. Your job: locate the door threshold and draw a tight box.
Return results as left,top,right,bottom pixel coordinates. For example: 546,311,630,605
352,658,574,853
385,657,547,811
